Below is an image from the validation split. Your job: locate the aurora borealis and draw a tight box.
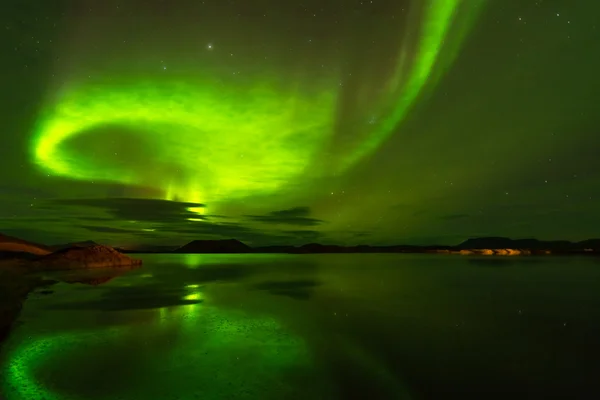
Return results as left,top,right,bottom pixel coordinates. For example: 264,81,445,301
2,0,600,247
32,0,481,202
33,78,338,203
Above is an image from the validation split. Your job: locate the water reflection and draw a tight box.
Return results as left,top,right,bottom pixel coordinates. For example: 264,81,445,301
43,284,204,311
3,254,600,399
1,255,321,400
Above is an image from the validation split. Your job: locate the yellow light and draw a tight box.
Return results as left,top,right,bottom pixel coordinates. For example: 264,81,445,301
184,292,202,301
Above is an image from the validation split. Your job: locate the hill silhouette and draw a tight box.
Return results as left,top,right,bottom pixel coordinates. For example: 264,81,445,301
129,237,600,255
3,233,600,257
174,239,252,254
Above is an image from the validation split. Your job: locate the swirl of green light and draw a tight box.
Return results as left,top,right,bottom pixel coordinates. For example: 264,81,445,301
32,79,338,204
31,0,485,203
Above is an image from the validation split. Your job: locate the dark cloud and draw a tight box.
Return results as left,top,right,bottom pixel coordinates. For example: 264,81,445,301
77,225,142,234
246,206,325,226
157,220,292,244
3,197,332,246
48,197,206,223
76,216,115,222
270,207,311,217
0,216,66,223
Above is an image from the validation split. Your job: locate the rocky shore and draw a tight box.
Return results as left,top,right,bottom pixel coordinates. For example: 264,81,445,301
0,235,142,349
32,245,143,270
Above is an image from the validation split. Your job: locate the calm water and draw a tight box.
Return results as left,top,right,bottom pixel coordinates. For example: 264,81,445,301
2,254,600,400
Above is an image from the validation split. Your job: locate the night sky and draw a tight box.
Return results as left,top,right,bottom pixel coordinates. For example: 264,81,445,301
1,0,599,248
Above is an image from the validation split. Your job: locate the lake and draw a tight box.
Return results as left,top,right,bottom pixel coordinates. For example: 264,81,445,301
1,254,600,399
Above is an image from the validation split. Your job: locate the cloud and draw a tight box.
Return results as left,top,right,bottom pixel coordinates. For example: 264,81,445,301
246,206,324,226
77,216,115,222
48,197,206,223
3,198,330,246
157,220,292,244
77,225,142,234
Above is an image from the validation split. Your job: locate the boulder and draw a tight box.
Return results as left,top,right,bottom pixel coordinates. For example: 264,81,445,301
34,245,142,270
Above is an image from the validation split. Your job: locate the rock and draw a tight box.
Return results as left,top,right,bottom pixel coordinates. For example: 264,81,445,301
34,245,142,270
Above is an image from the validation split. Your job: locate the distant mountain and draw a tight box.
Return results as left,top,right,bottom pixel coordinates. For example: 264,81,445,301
171,237,600,255
3,232,600,258
173,239,252,254
252,243,445,254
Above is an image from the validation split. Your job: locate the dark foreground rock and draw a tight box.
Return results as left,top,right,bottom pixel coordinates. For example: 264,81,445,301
33,245,142,270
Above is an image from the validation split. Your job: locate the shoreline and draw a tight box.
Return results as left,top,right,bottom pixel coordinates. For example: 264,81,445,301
122,250,599,256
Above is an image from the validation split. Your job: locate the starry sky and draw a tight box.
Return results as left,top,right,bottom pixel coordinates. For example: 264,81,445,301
1,0,599,248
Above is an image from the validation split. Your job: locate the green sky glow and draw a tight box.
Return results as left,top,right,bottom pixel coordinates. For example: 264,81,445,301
334,0,484,172
33,79,337,204
31,0,480,207
7,0,595,247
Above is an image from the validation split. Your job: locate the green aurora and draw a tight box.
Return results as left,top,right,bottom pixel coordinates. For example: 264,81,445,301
32,0,483,211
2,0,598,246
